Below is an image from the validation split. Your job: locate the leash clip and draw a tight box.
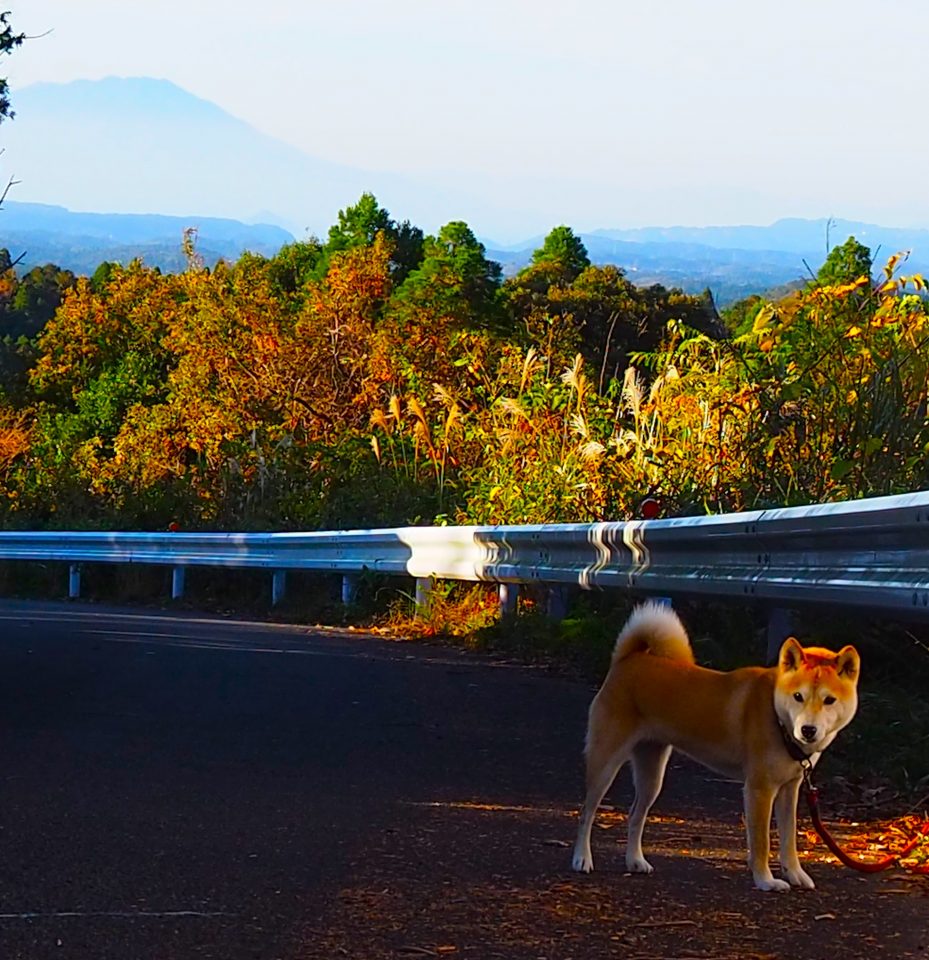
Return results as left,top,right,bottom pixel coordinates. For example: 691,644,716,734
800,756,813,785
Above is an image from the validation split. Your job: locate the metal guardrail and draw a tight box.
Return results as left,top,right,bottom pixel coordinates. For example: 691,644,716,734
0,490,928,617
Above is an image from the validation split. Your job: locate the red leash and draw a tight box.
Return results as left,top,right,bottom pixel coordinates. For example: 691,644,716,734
802,767,928,873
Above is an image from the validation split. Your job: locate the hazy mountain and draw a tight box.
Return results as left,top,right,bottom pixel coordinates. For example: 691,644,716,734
0,77,377,235
0,77,509,239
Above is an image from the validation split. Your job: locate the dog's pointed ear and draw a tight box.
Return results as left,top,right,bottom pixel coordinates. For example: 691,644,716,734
779,637,804,672
835,645,860,681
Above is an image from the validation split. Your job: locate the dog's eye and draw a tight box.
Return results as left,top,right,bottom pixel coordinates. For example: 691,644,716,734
824,695,836,705
793,692,804,702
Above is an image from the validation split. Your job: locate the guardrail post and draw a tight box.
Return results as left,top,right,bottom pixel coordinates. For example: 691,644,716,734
546,584,569,621
766,607,798,663
414,577,432,618
498,582,518,618
272,570,287,607
341,574,358,606
171,566,185,600
68,563,81,599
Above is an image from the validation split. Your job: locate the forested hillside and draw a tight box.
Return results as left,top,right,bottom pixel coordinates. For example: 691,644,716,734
0,195,926,534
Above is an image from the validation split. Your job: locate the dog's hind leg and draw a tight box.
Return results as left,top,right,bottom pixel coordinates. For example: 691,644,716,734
626,742,672,874
572,709,633,873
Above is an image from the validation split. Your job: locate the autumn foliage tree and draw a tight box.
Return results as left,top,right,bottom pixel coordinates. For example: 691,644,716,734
507,227,718,390
0,203,923,535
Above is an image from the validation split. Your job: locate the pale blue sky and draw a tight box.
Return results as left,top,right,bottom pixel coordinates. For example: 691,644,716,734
6,1,929,238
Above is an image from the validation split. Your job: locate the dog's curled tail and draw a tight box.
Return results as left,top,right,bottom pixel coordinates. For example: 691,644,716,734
612,601,694,664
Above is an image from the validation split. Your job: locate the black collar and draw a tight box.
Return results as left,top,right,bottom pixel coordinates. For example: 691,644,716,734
778,721,812,763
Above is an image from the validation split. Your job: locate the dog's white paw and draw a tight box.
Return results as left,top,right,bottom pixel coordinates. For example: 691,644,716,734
572,850,594,873
783,867,815,890
754,875,791,893
625,855,654,875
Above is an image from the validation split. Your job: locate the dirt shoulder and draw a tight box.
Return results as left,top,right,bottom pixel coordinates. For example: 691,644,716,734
299,767,929,960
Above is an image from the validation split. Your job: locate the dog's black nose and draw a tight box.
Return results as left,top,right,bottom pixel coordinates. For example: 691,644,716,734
800,725,817,742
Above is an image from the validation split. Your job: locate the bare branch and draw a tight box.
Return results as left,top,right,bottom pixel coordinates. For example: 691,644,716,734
0,173,19,207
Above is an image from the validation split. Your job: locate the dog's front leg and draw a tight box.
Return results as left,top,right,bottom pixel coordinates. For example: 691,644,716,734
774,777,815,889
744,781,790,892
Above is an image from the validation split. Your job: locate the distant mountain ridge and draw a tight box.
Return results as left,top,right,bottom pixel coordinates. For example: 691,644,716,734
486,218,929,305
1,200,294,274
488,217,929,265
589,218,929,259
4,198,925,306
1,200,292,245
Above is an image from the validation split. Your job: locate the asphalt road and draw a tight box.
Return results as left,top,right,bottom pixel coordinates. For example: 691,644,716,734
0,599,924,960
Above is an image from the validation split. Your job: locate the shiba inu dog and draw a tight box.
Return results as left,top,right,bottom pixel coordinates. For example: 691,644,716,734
571,601,860,892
